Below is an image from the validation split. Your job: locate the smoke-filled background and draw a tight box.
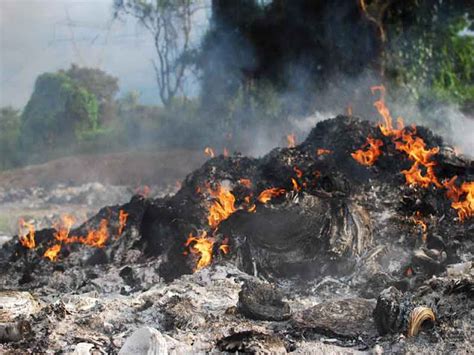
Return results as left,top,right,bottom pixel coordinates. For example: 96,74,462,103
0,0,473,170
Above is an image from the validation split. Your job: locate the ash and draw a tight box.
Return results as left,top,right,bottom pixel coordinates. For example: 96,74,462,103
1,116,472,354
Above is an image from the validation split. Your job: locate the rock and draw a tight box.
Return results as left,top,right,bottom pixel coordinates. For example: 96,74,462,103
72,342,95,355
118,327,191,355
216,331,287,354
293,298,377,339
237,280,291,321
0,291,38,342
0,291,39,321
373,286,403,335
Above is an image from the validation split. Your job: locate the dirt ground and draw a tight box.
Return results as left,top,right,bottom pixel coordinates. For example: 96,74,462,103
0,150,205,238
0,150,205,189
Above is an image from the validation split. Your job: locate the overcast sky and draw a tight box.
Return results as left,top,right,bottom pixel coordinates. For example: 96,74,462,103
0,0,208,107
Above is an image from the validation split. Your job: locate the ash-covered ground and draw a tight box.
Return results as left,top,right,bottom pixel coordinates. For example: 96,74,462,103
0,116,473,354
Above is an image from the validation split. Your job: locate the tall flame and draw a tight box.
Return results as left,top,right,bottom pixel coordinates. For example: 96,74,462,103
287,134,296,148
185,231,214,271
117,209,128,237
18,219,36,249
444,179,474,222
351,136,383,166
207,184,237,229
204,147,215,158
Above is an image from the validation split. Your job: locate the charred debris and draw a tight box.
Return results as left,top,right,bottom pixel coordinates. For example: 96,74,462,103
1,106,473,353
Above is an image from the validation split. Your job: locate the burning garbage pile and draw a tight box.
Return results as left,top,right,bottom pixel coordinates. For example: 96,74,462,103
1,88,473,353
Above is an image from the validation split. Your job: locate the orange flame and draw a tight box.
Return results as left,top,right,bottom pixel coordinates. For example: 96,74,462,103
219,237,230,254
449,181,474,222
316,148,332,156
18,219,36,249
351,136,383,166
287,134,296,148
371,85,405,139
117,209,128,237
207,184,237,229
258,187,286,203
291,178,300,192
185,231,214,271
223,147,229,157
293,166,303,178
53,214,76,243
204,147,215,158
44,244,61,262
238,178,252,188
412,211,428,241
395,130,441,188
79,219,109,248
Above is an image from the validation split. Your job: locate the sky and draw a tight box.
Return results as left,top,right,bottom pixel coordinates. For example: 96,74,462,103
0,0,208,107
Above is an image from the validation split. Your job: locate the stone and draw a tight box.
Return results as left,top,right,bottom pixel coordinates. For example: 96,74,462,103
238,279,291,321
293,298,377,339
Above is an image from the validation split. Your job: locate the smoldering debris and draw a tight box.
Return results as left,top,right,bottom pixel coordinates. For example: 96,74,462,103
0,115,473,353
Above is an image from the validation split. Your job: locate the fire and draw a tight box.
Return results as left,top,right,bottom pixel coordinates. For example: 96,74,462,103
44,244,61,262
371,85,405,139
223,147,229,157
293,166,303,178
258,187,286,203
238,178,252,188
316,148,332,156
287,133,296,148
291,178,300,192
219,237,230,254
117,209,128,237
207,184,237,229
351,136,383,166
53,214,76,243
347,105,353,116
395,129,441,188
370,85,473,221
371,85,441,188
80,219,109,248
445,180,474,222
412,211,428,241
18,219,36,249
243,195,256,213
443,176,463,202
204,147,215,158
185,231,214,271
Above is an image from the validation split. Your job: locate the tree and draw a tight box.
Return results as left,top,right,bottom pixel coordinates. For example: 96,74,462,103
20,72,99,155
0,107,21,169
63,64,119,123
114,0,202,106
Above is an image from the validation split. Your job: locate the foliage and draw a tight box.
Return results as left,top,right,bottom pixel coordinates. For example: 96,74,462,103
384,1,473,108
0,107,21,169
114,0,201,106
20,72,99,158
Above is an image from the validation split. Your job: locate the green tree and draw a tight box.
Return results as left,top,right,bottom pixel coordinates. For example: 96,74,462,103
20,72,99,157
63,64,119,123
0,107,21,169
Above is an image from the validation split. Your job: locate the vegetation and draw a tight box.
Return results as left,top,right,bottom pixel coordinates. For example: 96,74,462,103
0,1,472,170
